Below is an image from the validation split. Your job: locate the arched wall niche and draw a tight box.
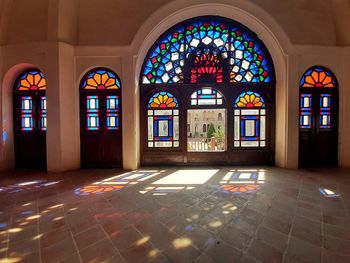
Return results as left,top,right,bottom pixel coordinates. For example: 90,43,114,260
0,63,43,170
133,0,292,167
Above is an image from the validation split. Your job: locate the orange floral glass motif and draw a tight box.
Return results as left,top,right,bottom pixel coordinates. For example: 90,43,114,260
300,67,336,88
74,184,124,195
235,91,265,108
221,184,260,194
148,92,178,108
17,70,46,91
82,69,120,90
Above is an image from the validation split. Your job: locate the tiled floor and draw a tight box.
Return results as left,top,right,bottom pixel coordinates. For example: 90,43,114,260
1,167,350,263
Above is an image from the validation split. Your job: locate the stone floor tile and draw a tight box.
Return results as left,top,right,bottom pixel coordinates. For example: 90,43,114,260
79,238,119,263
285,236,322,263
246,239,283,263
74,225,108,251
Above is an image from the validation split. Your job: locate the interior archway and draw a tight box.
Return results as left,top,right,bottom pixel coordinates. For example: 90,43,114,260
140,16,275,165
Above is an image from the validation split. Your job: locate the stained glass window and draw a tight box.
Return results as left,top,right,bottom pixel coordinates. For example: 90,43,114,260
106,95,119,130
234,92,266,147
147,92,179,147
81,69,120,90
142,17,272,84
16,70,46,91
319,94,331,128
299,67,336,130
300,94,312,129
191,88,223,105
300,67,336,88
86,95,99,130
40,96,47,131
21,96,33,131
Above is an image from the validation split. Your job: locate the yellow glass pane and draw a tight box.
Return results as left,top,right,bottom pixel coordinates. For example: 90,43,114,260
249,94,255,103
34,74,41,85
237,102,245,107
18,87,28,91
20,79,31,88
311,71,319,83
323,76,332,85
105,78,115,87
93,73,102,85
252,97,260,105
37,78,46,88
101,73,109,85
302,83,314,87
255,102,263,107
85,85,96,89
305,75,315,85
324,83,334,88
154,98,160,105
106,85,118,89
27,74,34,85
163,95,169,103
319,72,326,83
240,97,248,105
166,97,173,105
150,102,158,108
167,102,177,108
87,78,98,87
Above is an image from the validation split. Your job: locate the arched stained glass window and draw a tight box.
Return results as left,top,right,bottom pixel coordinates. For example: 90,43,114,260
16,70,47,91
190,88,223,105
299,66,338,167
300,67,336,88
81,69,121,90
299,66,336,129
81,68,121,131
142,17,273,84
147,92,179,147
234,92,266,147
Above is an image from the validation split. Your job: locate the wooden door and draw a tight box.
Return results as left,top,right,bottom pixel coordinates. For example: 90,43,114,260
14,92,46,169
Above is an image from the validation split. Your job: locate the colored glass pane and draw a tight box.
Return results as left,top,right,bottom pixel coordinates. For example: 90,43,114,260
234,92,265,108
21,96,33,131
86,95,99,130
16,70,46,91
40,96,47,131
106,95,119,130
148,92,178,109
300,94,312,129
81,69,120,90
319,94,331,129
300,67,336,88
190,88,223,105
142,17,272,84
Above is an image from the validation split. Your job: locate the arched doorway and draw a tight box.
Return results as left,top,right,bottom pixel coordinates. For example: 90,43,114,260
140,16,275,165
299,66,338,167
13,69,47,169
80,68,122,168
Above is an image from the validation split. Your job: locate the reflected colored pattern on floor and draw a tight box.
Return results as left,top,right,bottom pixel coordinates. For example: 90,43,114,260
0,180,61,194
0,167,350,263
218,169,265,194
74,170,163,196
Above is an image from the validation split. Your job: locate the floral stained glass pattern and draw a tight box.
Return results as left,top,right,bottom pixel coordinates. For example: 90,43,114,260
81,69,120,90
142,17,272,84
148,92,178,108
300,67,336,88
235,92,265,108
148,92,179,148
16,70,46,91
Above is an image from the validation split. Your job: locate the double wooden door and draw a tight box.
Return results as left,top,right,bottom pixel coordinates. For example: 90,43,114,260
299,89,338,167
80,91,122,167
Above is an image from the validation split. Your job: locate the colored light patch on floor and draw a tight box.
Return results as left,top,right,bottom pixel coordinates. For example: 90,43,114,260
218,169,265,194
319,188,341,198
0,180,62,194
74,170,162,196
151,169,218,185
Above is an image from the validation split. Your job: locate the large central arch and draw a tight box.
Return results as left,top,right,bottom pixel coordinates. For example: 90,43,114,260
139,15,276,165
